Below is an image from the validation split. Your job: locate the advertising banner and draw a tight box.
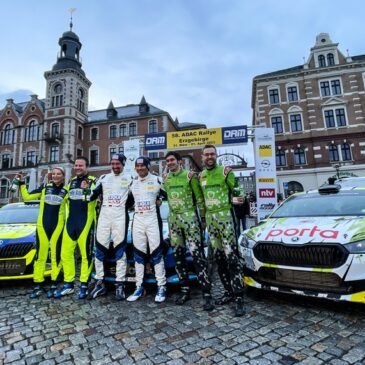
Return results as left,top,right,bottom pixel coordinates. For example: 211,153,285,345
144,133,166,150
254,128,277,221
124,139,141,178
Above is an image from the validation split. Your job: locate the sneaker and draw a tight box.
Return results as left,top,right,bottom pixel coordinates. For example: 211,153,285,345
155,286,166,303
78,284,89,299
215,291,234,305
115,283,125,301
203,293,214,311
234,297,245,317
127,286,145,302
175,288,190,305
53,283,74,298
46,284,58,298
87,280,106,300
30,284,45,299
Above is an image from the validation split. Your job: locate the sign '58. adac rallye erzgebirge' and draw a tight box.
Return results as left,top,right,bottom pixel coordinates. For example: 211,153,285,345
240,183,365,303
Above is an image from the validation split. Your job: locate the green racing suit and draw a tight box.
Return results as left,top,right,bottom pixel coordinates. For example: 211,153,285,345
163,168,211,293
199,165,244,296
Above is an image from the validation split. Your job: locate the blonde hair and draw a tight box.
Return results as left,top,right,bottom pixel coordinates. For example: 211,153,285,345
53,167,65,176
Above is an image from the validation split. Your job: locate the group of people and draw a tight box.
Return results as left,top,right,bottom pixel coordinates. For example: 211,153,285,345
17,144,246,317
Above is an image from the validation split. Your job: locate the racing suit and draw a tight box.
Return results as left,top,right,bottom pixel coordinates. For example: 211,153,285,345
129,173,166,287
20,182,67,283
199,165,244,296
62,175,97,285
163,169,211,294
90,172,131,282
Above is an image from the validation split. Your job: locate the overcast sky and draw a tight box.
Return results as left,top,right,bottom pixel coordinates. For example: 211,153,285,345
1,0,364,164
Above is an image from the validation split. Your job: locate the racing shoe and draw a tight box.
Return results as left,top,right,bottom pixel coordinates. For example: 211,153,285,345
78,284,89,299
127,286,145,302
87,280,106,300
46,284,58,298
30,284,45,299
175,287,190,305
202,293,214,311
155,286,166,303
53,283,74,298
215,291,234,305
234,297,245,317
115,283,125,301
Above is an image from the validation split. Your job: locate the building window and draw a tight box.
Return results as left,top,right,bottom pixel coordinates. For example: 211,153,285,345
0,178,8,199
341,143,352,161
276,150,286,167
109,146,117,158
318,55,326,67
290,114,302,132
129,123,137,136
78,126,83,140
329,144,339,162
149,152,158,159
149,120,158,133
77,88,85,113
320,79,342,97
25,151,37,167
3,123,14,145
287,86,298,102
120,124,128,137
77,148,82,157
324,108,347,128
51,123,60,138
118,145,124,154
50,145,59,162
269,88,280,104
1,154,12,169
90,149,99,166
271,116,283,134
26,120,39,142
91,127,98,140
294,148,306,165
110,125,117,138
51,83,63,108
327,53,335,66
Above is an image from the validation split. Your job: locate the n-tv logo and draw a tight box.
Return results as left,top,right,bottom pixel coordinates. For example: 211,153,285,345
144,133,167,150
259,188,275,198
222,126,248,144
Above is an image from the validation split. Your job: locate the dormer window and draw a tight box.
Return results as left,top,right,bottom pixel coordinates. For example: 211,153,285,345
327,53,335,66
318,55,326,67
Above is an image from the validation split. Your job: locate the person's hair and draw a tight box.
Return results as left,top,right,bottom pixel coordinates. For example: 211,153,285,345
53,167,65,176
165,151,182,161
202,144,217,153
75,156,89,167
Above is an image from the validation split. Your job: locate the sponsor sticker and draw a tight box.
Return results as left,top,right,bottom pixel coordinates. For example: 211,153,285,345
258,178,275,183
259,188,275,198
258,144,272,157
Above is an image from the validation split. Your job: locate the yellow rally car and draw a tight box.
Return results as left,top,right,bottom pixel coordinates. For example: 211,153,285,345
0,202,51,279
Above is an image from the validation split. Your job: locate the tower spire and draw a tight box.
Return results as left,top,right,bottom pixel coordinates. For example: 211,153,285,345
69,8,76,31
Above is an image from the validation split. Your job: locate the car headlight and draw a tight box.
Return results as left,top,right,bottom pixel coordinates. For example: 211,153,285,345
240,235,256,249
345,240,365,254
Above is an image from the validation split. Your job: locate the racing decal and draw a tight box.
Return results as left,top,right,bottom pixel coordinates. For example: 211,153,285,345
69,188,84,200
264,226,339,241
136,200,152,211
44,194,64,205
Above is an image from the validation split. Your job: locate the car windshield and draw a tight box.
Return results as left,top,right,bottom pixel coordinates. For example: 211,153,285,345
0,205,39,224
271,191,365,218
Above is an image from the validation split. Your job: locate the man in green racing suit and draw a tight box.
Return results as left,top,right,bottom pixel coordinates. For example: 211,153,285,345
163,151,214,311
199,144,245,317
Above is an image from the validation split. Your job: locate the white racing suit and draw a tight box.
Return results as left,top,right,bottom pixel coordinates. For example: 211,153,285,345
90,172,131,282
130,173,166,287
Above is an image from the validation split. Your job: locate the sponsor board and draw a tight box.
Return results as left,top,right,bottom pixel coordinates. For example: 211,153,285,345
221,126,248,144
258,144,272,157
144,133,167,150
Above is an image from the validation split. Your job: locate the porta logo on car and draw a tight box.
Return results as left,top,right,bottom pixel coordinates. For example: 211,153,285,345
265,226,339,241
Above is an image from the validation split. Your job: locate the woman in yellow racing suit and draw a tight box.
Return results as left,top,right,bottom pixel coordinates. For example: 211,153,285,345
18,167,68,298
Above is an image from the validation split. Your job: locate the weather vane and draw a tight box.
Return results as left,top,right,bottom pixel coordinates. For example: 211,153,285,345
69,8,76,31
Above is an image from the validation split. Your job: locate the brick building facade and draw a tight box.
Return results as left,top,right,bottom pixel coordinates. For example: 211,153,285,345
252,33,365,195
0,26,205,204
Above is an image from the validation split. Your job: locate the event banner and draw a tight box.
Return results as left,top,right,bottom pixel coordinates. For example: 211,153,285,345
254,128,277,222
144,125,247,150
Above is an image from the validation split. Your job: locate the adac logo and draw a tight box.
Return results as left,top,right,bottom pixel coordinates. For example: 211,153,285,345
258,144,272,157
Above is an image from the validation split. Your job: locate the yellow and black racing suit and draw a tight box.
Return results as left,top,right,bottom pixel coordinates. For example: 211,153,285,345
19,182,68,283
61,175,97,285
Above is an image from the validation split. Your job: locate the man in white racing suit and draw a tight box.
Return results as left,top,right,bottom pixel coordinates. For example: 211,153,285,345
88,153,132,300
127,156,167,303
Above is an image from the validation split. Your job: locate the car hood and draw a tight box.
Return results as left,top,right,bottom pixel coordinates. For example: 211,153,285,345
0,224,36,245
247,216,365,245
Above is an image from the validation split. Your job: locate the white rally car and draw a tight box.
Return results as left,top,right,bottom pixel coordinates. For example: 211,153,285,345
240,183,365,303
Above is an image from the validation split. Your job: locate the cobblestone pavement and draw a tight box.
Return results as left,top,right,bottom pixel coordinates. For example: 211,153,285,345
0,278,364,365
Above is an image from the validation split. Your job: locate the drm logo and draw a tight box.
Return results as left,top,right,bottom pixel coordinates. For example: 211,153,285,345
259,188,275,198
146,136,165,145
224,129,246,138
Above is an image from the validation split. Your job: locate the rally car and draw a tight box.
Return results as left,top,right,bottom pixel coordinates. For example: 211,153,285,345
0,202,50,279
240,183,365,303
101,201,210,284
